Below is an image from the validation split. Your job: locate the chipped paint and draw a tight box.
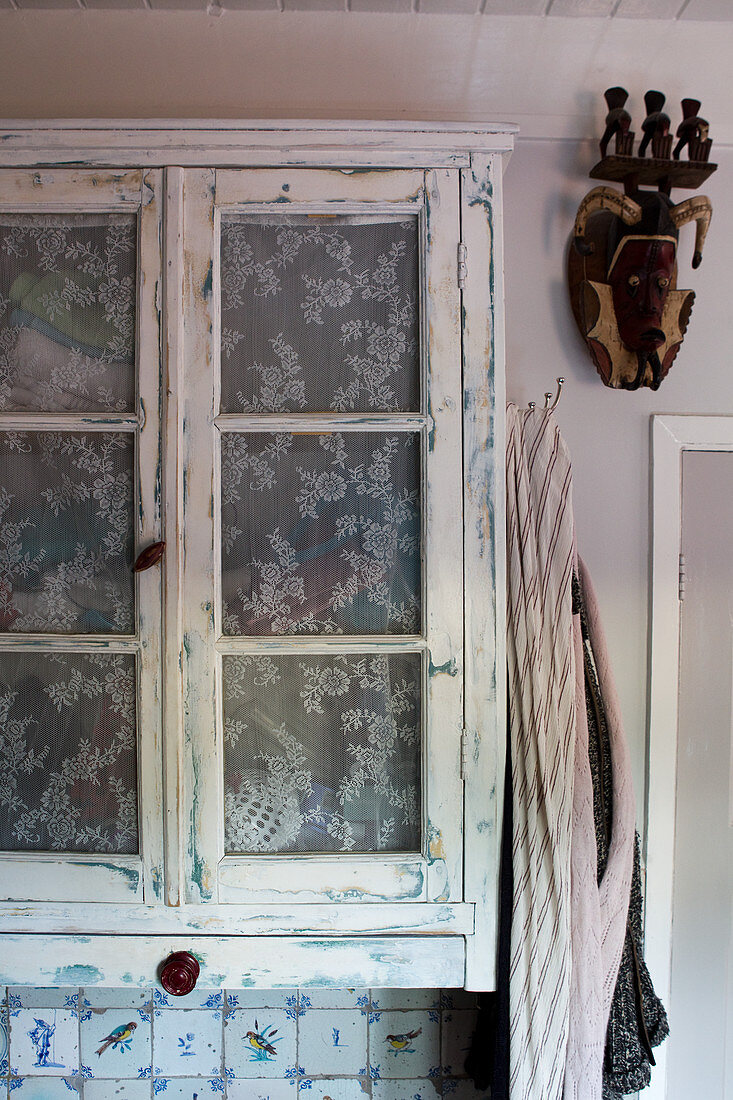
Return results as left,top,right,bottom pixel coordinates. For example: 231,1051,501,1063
202,260,213,300
428,656,458,678
54,964,103,984
94,862,141,886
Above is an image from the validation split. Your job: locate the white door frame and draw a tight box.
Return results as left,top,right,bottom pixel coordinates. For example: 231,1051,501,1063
647,413,733,1099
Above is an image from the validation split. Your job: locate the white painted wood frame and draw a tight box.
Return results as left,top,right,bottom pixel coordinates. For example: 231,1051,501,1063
180,166,465,907
647,413,733,1099
0,168,165,906
461,153,508,990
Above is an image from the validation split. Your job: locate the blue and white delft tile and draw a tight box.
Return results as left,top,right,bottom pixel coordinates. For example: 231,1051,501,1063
441,1079,490,1099
297,1080,369,1099
81,988,153,1009
9,1009,79,1077
1,1007,9,1074
151,990,224,1011
85,1079,152,1100
438,991,478,1011
369,990,441,1012
298,1009,368,1078
224,1009,296,1079
6,990,79,1010
227,1080,297,1100
372,1080,441,1100
440,1011,477,1077
152,1079,225,1096
153,1010,222,1078
296,988,369,1010
80,1007,152,1079
225,990,298,1011
5,1078,80,1097
369,1012,440,1081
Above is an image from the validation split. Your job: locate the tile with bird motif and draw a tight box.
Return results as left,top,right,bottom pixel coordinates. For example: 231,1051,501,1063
227,1080,297,1100
85,1079,152,1099
224,1008,296,1078
371,1080,441,1100
153,1010,222,1078
9,1009,79,1077
80,1007,151,1078
298,1008,367,1078
369,1011,439,1080
5,1079,81,1098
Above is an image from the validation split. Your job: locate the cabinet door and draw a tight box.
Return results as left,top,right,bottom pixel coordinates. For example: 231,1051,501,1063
0,170,164,904
180,168,464,904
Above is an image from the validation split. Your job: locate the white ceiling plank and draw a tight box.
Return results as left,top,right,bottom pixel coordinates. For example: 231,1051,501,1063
418,0,480,11
482,0,547,12
282,0,347,8
146,0,206,7
14,0,80,7
348,0,412,10
681,0,733,19
83,0,147,8
614,0,685,15
548,0,615,13
223,0,280,7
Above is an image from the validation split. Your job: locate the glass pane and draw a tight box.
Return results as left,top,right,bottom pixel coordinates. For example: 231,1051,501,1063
220,215,420,413
223,652,421,854
0,430,135,634
221,431,420,636
0,214,136,412
0,651,138,853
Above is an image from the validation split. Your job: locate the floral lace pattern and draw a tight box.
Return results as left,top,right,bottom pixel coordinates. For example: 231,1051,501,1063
223,652,420,854
220,215,419,413
0,214,136,412
0,430,135,634
221,431,420,636
0,651,138,852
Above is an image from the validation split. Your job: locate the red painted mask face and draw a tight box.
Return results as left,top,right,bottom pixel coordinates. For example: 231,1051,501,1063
608,236,677,351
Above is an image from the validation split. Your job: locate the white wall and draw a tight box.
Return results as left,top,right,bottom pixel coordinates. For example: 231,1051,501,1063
504,137,733,809
2,5,732,818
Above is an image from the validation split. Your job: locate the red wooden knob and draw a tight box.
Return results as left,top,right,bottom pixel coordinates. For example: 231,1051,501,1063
133,540,166,573
160,951,200,997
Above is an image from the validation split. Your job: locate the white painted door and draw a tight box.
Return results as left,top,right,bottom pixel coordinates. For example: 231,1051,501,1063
0,169,165,904
178,167,465,906
668,448,733,1099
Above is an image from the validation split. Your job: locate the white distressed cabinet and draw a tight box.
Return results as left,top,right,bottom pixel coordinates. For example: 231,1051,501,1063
0,122,513,992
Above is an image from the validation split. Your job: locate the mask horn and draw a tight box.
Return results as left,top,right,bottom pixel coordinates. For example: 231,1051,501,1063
573,186,642,256
670,195,712,269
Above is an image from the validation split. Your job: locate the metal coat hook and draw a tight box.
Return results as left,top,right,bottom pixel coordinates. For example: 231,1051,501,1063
528,377,565,414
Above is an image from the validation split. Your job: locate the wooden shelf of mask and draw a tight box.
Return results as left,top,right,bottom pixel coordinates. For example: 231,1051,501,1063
590,155,717,190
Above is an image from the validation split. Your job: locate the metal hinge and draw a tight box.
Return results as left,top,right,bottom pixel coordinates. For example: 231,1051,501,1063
460,728,470,781
679,552,687,601
457,242,468,290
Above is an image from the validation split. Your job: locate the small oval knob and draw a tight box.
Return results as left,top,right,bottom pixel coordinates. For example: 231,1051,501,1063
133,540,166,573
160,951,200,997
